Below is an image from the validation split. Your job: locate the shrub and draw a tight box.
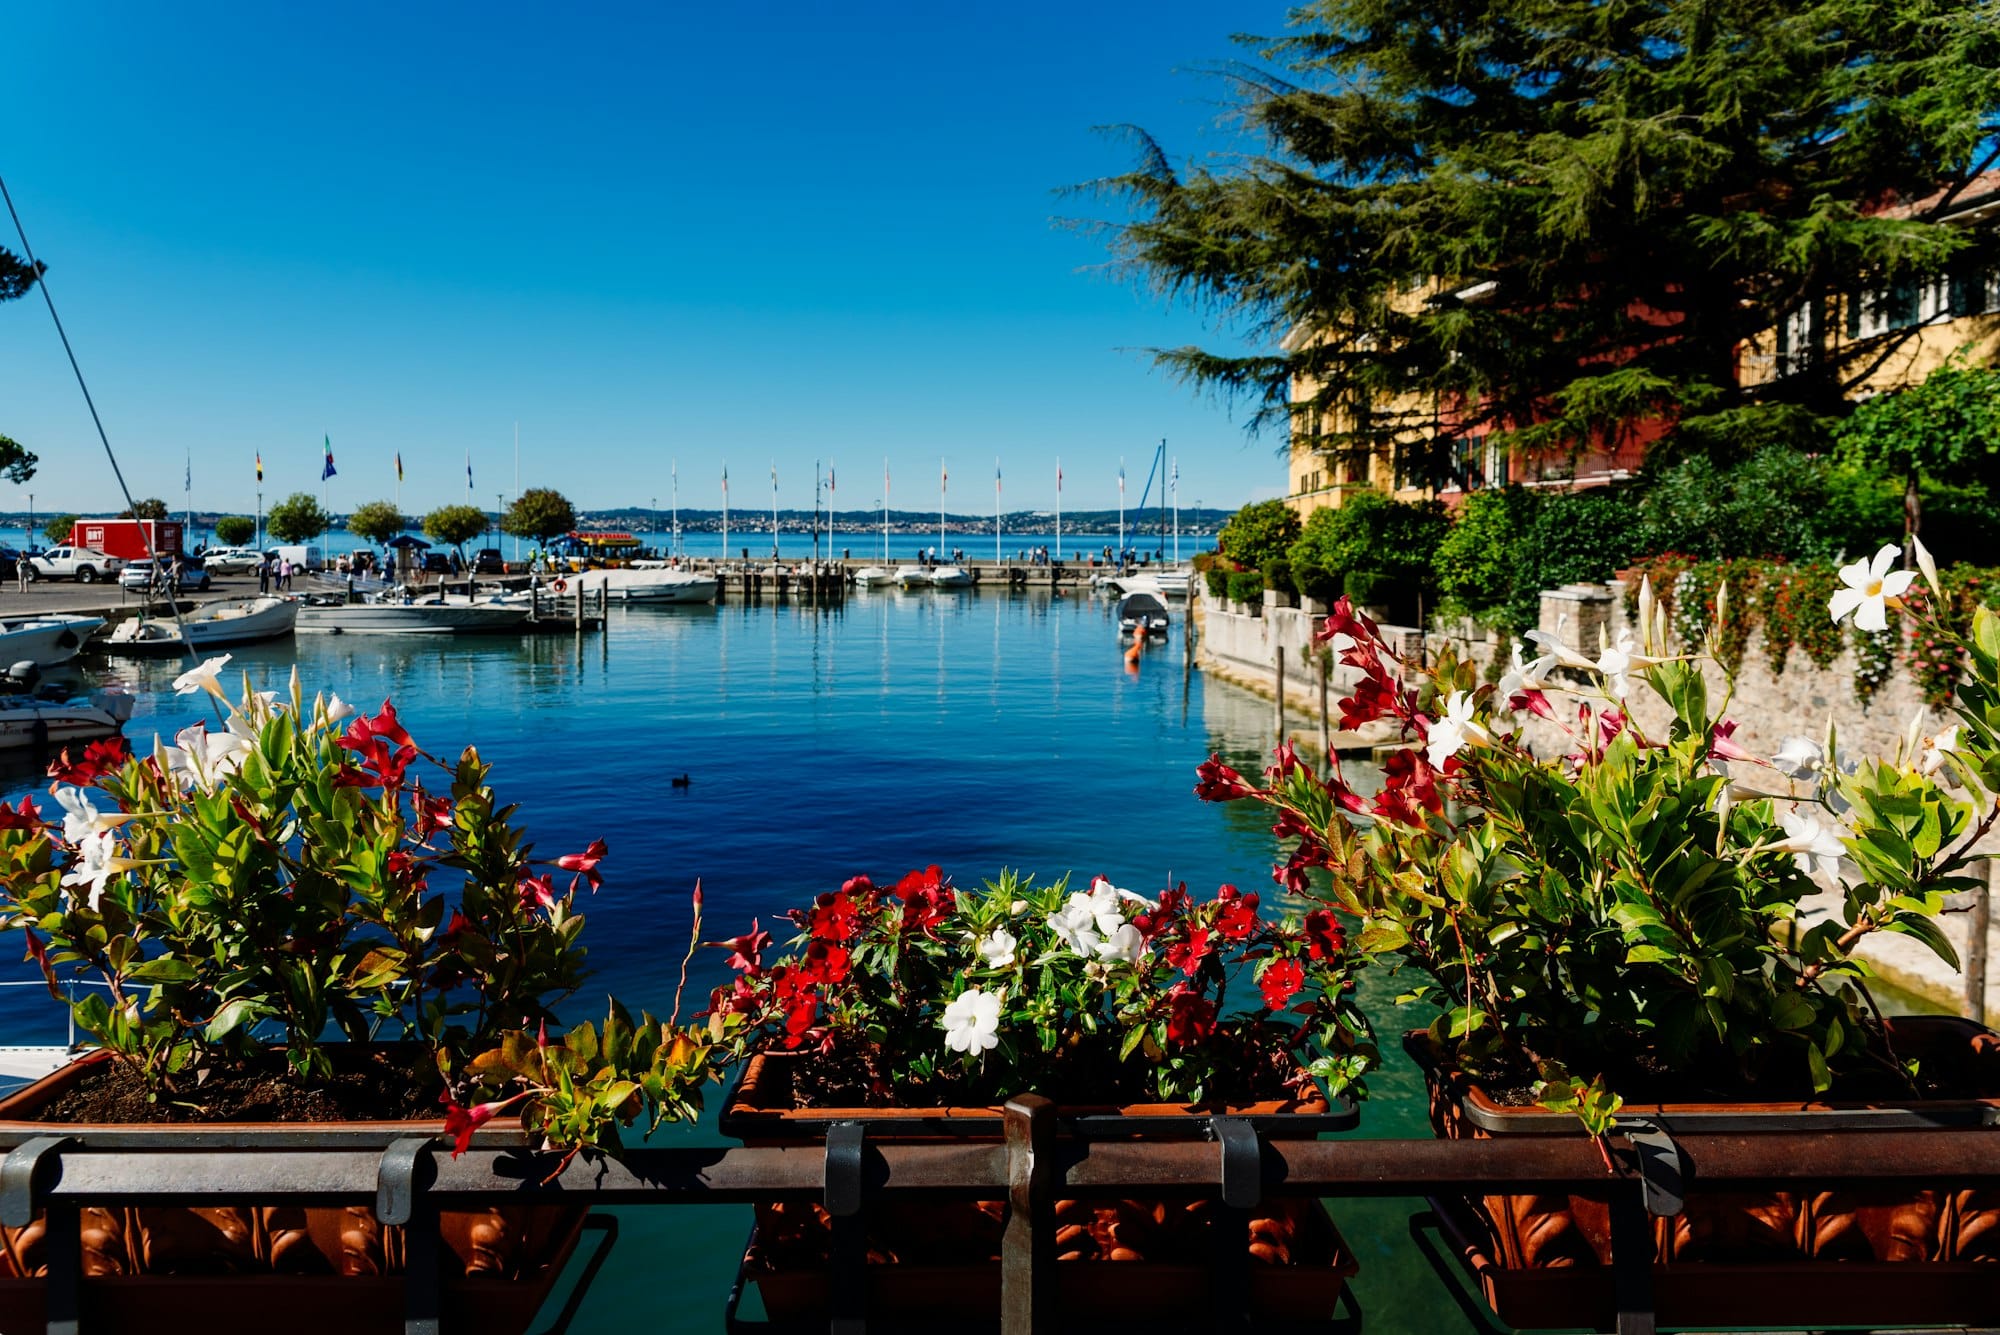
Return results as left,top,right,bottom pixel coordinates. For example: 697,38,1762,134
1216,500,1301,571
1433,486,1540,627
1342,570,1397,607
1637,447,1835,560
1518,492,1644,600
1288,492,1448,617
1226,571,1265,604
1264,555,1295,595
1204,568,1229,599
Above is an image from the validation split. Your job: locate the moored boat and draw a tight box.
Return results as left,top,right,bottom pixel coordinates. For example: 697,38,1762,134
99,597,297,655
561,568,719,604
1117,591,1170,636
294,597,532,635
928,565,972,589
0,669,134,751
0,615,104,668
894,566,931,589
850,566,896,588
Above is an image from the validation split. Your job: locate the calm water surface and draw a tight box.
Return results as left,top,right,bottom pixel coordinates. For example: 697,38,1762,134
0,587,1463,1334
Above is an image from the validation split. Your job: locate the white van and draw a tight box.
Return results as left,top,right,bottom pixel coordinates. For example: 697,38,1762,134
264,544,325,572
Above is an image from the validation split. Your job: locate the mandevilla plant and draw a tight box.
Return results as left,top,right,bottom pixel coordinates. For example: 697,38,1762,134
1201,540,1995,1132
703,864,1372,1105
0,656,713,1160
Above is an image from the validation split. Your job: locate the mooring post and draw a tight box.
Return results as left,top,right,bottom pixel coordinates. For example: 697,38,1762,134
574,580,584,640
1274,643,1286,740
1971,862,1993,1025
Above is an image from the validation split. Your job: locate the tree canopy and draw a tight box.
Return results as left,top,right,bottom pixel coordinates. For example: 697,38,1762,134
0,435,36,486
1836,360,2000,541
502,488,576,543
42,514,76,547
0,249,41,304
422,504,489,553
121,498,169,521
1097,0,2000,474
346,500,408,547
265,493,331,545
213,516,256,546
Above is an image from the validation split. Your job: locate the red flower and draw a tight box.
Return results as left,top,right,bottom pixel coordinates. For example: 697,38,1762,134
808,890,861,942
705,919,773,972
1372,748,1442,825
1166,925,1214,976
0,797,41,831
556,838,608,892
1266,739,1305,782
517,874,557,913
340,701,418,789
21,927,56,998
441,1096,507,1157
1132,883,1190,940
1303,910,1345,961
803,938,852,984
1165,987,1217,1047
1259,957,1304,1010
442,909,477,941
1194,755,1258,802
892,865,953,938
1214,886,1261,941
1509,689,1556,720
1708,719,1758,764
47,737,129,787
411,789,454,839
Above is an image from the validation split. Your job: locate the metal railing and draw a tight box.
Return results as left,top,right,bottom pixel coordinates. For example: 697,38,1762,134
1,1096,1997,1335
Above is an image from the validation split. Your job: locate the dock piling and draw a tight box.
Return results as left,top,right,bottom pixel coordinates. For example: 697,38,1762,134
1274,644,1286,740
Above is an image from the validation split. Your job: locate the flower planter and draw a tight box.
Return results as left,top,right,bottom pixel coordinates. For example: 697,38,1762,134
720,1051,1360,1325
1406,1017,2000,1331
0,1051,587,1335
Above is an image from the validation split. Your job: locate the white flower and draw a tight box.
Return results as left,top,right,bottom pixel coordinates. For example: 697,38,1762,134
1095,923,1144,966
1046,895,1103,957
325,693,356,724
1524,627,1597,672
171,654,233,699
974,928,1018,969
61,829,134,912
1595,629,1665,701
1008,899,1028,916
1425,690,1491,768
1047,879,1152,960
1828,544,1915,633
1918,725,1961,781
52,786,129,844
941,988,1003,1054
1497,643,1557,699
1770,736,1824,779
160,723,254,793
1912,534,1941,599
1775,810,1846,880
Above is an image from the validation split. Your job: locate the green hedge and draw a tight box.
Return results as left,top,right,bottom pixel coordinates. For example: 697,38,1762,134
1226,571,1265,604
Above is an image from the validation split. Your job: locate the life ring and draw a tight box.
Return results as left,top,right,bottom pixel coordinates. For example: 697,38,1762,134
552,578,568,593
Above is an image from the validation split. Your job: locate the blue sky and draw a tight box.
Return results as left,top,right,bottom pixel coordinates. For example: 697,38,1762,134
0,2,1295,518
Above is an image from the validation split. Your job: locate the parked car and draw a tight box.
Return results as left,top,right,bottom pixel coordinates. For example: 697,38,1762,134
0,548,19,582
22,546,124,583
200,546,264,575
420,553,453,576
119,557,212,594
472,547,506,574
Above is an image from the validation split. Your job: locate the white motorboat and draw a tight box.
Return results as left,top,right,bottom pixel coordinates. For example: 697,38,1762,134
0,680,134,751
894,566,931,589
851,566,896,588
295,596,532,635
1150,569,1192,598
560,568,719,604
928,566,972,589
0,615,104,667
100,597,297,655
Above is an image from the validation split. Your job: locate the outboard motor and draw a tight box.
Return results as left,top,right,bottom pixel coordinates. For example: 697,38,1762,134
1,660,41,693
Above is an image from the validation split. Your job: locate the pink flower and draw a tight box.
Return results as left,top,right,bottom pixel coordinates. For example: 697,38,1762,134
705,920,773,972
518,874,557,913
556,838,608,892
442,1097,507,1157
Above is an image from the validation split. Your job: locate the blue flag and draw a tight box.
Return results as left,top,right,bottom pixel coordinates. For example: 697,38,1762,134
321,435,337,481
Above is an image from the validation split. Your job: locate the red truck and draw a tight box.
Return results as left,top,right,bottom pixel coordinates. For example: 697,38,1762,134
67,519,184,561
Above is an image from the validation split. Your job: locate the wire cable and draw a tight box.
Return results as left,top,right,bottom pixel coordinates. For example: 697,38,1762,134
0,168,209,675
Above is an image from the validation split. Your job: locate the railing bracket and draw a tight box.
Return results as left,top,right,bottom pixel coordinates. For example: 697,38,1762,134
0,1134,73,1228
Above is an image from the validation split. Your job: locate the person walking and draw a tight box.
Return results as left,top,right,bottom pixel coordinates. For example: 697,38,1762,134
257,556,270,595
278,557,292,591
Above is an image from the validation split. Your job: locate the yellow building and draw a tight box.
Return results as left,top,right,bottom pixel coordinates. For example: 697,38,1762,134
1288,173,2000,521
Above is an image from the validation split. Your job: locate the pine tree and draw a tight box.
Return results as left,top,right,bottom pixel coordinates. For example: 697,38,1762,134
1096,0,2000,476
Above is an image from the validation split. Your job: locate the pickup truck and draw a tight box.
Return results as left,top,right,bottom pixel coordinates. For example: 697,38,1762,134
22,546,123,583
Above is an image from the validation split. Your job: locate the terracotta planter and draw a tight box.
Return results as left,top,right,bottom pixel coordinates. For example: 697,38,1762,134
1407,1016,2000,1330
0,1050,587,1335
721,1051,1359,1323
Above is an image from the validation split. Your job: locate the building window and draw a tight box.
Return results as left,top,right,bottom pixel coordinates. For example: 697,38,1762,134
1484,437,1509,487
1343,452,1367,485
1455,436,1484,491
1849,275,1948,340
1950,256,2000,317
1774,302,1814,377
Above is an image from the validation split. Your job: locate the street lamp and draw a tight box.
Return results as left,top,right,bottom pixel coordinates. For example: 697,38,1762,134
652,498,658,536
494,493,502,548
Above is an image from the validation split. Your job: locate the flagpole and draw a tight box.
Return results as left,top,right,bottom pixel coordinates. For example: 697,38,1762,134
812,457,821,567
671,459,679,559
722,464,729,562
513,422,521,564
770,461,778,559
882,458,888,562
1055,457,1062,565
1118,457,1125,566
994,458,1001,564
1172,456,1180,564
184,448,192,549
938,458,946,561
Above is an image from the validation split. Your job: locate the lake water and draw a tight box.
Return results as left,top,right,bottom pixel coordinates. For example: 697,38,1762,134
0,586,1467,1333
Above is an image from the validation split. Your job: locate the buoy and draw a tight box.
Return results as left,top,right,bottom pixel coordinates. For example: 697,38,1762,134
552,578,568,594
